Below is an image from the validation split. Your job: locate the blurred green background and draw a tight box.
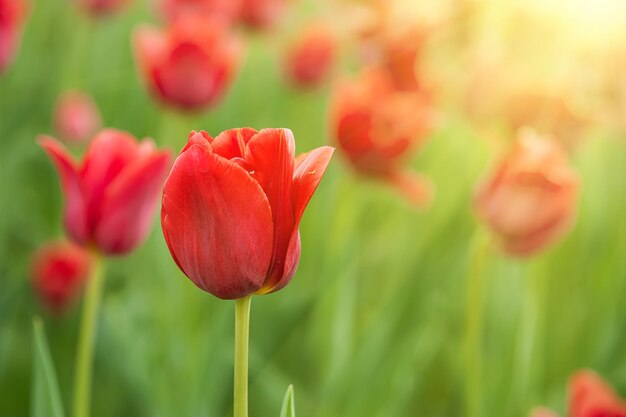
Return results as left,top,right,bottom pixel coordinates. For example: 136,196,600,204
1,0,625,416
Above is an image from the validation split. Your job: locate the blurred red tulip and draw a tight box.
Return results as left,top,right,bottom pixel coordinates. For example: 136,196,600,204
39,129,171,255
0,0,28,74
284,24,337,88
76,0,127,16
133,15,242,111
475,130,579,256
239,0,284,30
53,90,102,144
331,68,435,207
160,0,240,23
161,128,333,299
530,370,626,417
570,370,626,417
381,26,429,91
32,241,91,313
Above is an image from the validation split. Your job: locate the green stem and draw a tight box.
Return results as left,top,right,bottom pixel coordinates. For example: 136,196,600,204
464,231,491,417
234,295,252,417
73,253,105,417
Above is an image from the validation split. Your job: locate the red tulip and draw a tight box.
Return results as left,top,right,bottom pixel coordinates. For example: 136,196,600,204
529,370,626,417
331,68,435,207
76,0,127,16
53,90,102,144
0,0,28,74
32,241,92,313
284,24,337,88
570,370,626,417
133,15,242,111
161,128,333,299
475,130,579,256
160,0,240,24
238,0,285,30
39,129,171,255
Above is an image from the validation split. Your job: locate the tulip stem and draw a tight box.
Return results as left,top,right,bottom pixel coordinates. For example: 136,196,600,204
73,253,104,417
464,231,491,417
234,295,252,417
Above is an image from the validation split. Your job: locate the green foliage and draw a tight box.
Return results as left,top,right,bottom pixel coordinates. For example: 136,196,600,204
279,385,296,417
31,318,66,417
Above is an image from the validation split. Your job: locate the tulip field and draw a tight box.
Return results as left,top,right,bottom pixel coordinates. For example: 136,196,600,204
1,0,626,417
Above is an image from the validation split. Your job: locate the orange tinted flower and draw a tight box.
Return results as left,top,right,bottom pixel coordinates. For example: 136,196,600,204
570,370,626,417
0,0,28,73
475,130,579,256
284,24,337,88
331,68,435,207
53,90,101,144
32,241,91,313
133,15,242,111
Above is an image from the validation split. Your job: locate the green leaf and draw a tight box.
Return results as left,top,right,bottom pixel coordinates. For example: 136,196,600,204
279,384,296,417
30,318,66,417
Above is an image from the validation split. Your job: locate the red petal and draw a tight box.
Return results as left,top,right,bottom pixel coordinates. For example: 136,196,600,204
244,128,296,291
38,136,89,244
80,129,141,234
95,146,172,254
211,127,258,159
133,25,167,73
257,146,333,294
161,141,273,299
292,146,334,224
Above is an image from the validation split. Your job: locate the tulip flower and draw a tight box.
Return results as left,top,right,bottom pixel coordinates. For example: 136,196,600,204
238,0,285,30
380,26,429,92
133,15,242,111
330,68,435,207
0,0,28,74
162,128,333,299
39,129,171,255
31,241,92,313
161,127,332,417
76,0,127,16
475,130,579,256
284,24,337,88
529,370,626,417
160,0,240,23
53,90,102,144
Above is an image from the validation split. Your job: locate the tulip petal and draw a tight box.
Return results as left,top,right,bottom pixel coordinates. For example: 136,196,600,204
257,146,333,294
38,136,89,244
245,128,296,291
292,146,334,224
95,150,172,254
162,141,273,299
211,127,258,159
80,129,141,233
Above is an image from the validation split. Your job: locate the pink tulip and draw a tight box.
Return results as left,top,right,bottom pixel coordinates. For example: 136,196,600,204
53,90,102,144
